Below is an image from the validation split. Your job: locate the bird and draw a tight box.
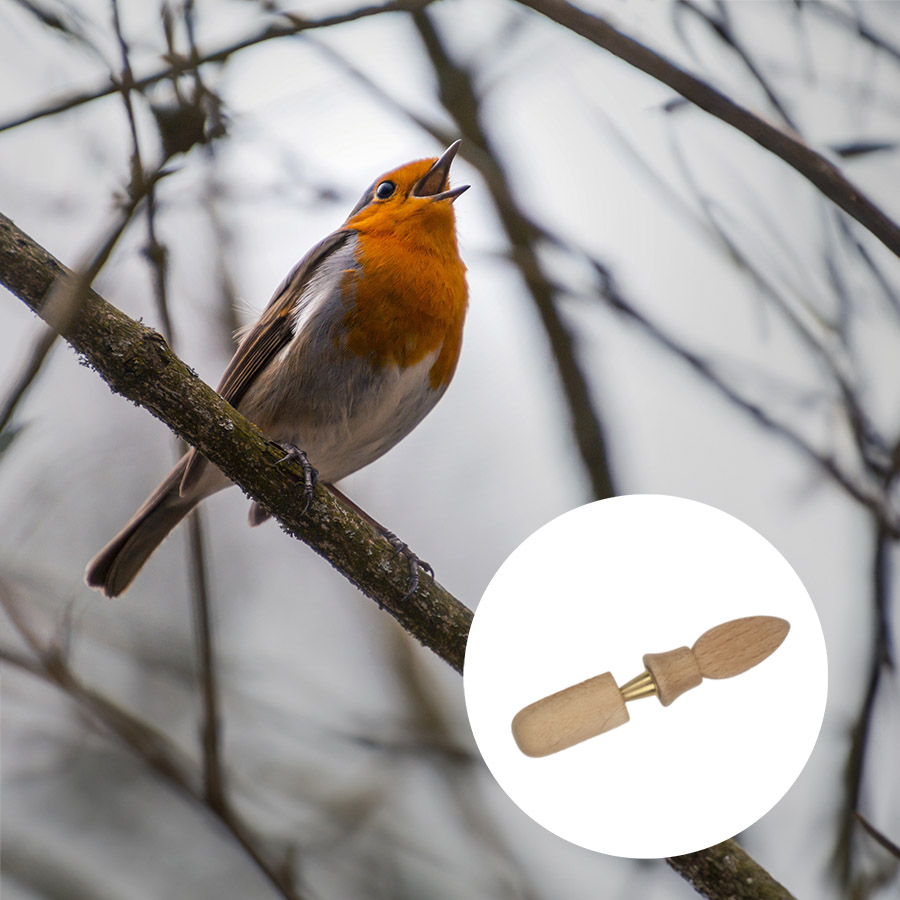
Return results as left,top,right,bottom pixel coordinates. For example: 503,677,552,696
85,141,469,598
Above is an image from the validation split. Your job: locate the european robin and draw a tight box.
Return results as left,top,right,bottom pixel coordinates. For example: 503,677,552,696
86,141,469,597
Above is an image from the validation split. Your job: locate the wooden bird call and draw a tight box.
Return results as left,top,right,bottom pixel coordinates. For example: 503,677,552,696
511,616,790,757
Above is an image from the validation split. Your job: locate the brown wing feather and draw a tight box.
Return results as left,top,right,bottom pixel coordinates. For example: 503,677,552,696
179,229,353,495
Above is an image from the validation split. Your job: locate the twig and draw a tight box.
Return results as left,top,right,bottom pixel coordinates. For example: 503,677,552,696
111,0,179,342
856,812,900,861
807,0,900,70
0,0,435,134
0,210,472,673
664,129,890,480
836,519,896,886
200,156,242,351
0,327,58,434
592,266,899,532
515,0,900,260
116,0,226,811
674,0,797,129
175,0,226,816
678,0,900,335
185,509,226,810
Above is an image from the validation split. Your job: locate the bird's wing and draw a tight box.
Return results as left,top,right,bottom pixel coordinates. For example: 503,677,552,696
179,229,354,495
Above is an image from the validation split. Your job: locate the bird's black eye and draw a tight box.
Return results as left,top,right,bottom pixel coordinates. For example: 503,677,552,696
375,180,396,200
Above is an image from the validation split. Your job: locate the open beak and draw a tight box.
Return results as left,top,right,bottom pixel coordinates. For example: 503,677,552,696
413,139,470,202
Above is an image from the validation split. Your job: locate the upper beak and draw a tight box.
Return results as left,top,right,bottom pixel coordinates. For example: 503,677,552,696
413,139,470,202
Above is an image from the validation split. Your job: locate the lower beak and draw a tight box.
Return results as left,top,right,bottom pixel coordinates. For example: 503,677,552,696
429,184,470,202
413,139,470,201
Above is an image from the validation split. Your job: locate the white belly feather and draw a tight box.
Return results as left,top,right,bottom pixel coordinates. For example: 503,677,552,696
286,350,443,483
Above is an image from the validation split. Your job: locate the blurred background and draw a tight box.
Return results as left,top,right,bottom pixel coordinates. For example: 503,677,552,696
1,0,899,897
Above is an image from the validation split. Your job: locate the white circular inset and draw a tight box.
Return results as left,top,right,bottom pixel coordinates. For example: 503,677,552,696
463,495,827,858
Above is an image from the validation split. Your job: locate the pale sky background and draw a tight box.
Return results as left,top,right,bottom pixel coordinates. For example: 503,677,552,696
2,1,900,898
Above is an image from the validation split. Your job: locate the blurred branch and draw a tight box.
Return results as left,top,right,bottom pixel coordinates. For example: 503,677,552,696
109,0,177,344
563,102,900,529
673,0,797,129
11,0,101,57
667,839,796,900
177,50,226,836
0,0,435,134
151,0,225,812
836,520,897,886
807,1,900,68
591,263,900,532
388,628,541,899
0,584,310,900
664,130,893,486
200,157,242,351
0,161,167,437
185,508,227,809
672,0,900,333
410,8,616,500
0,326,58,435
516,0,900,261
856,812,900,861
0,210,472,673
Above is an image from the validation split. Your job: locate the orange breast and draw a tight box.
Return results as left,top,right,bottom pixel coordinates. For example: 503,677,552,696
341,207,468,390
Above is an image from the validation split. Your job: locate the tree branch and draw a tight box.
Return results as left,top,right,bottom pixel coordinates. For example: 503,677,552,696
515,0,900,261
668,839,796,900
0,210,471,673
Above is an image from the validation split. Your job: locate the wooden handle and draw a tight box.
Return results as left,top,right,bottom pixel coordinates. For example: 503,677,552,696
512,616,790,755
511,672,629,757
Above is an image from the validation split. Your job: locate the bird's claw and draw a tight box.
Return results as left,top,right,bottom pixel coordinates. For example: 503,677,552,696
383,530,433,600
272,442,318,513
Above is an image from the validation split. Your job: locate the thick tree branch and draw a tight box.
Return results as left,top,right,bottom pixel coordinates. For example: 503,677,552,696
0,210,471,673
668,840,796,900
516,0,900,261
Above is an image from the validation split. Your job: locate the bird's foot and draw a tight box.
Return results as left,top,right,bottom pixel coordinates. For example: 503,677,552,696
383,530,433,601
272,442,318,513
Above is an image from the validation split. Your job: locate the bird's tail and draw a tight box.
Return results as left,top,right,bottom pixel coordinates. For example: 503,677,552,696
85,456,205,597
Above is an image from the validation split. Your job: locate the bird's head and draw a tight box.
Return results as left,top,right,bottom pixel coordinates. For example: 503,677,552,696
345,140,469,235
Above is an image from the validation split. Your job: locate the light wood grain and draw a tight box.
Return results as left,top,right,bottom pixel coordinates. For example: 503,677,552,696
692,616,790,679
642,646,703,706
511,672,628,757
511,616,790,756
